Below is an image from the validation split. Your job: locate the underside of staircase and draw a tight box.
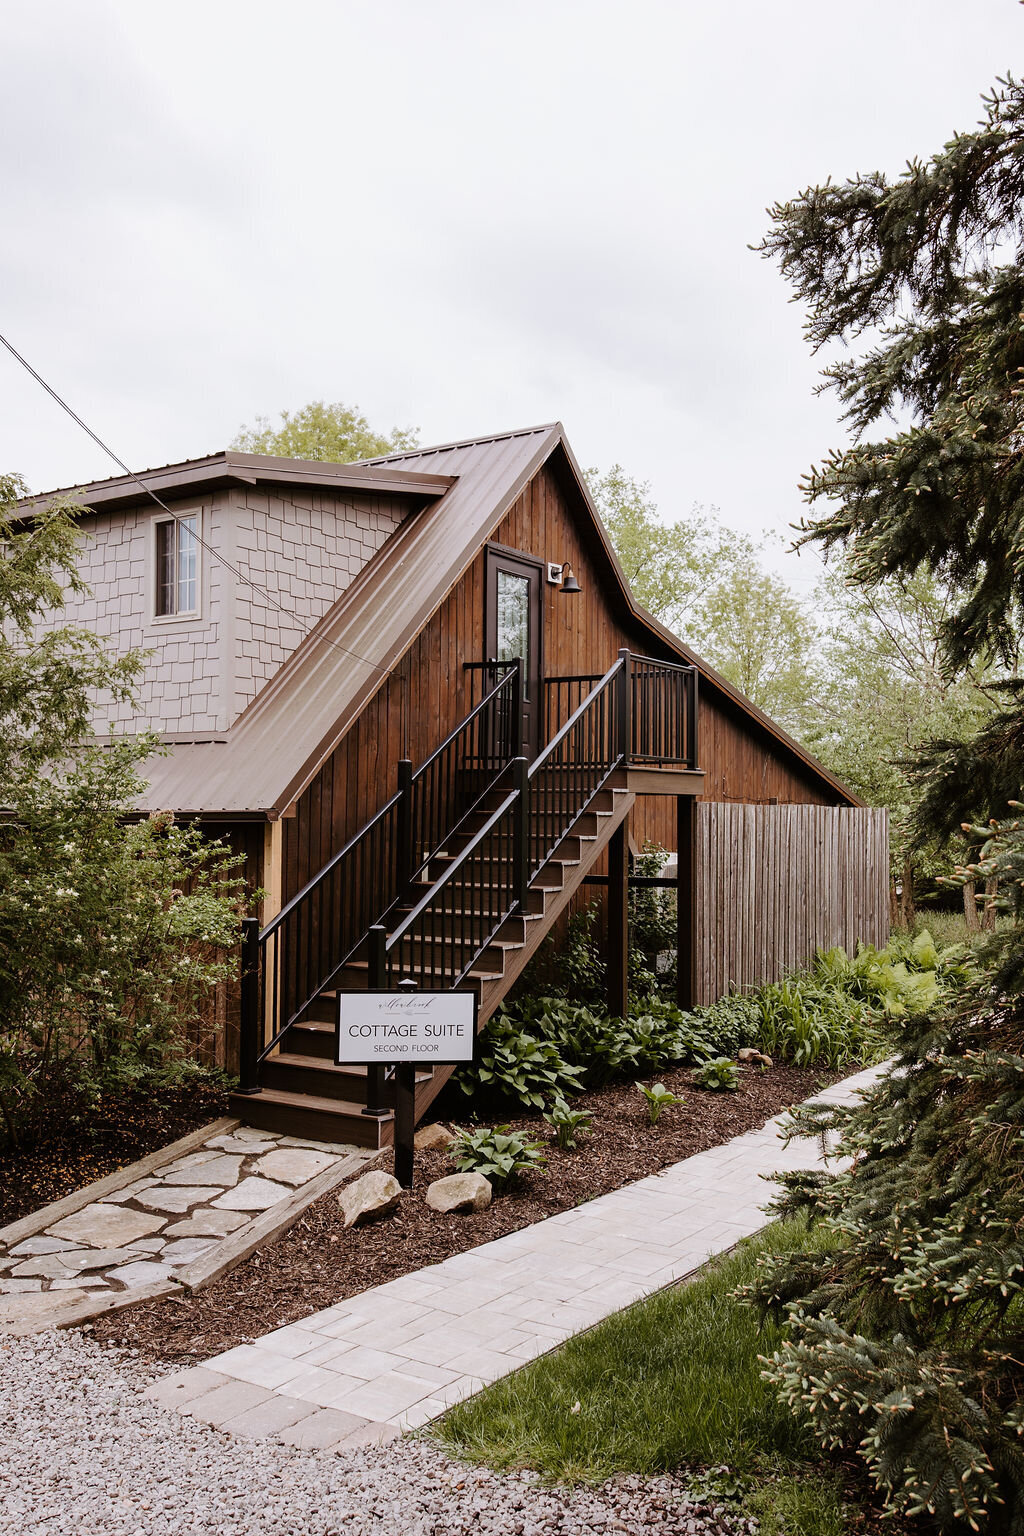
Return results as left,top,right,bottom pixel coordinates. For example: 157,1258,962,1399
229,781,635,1148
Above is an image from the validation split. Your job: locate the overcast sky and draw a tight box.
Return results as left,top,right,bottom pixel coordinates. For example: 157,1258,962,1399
2,1,1021,589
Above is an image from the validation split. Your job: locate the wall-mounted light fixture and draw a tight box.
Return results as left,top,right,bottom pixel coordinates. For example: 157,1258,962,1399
546,560,582,594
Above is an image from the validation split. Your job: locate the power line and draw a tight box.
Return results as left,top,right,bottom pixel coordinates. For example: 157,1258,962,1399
0,331,388,677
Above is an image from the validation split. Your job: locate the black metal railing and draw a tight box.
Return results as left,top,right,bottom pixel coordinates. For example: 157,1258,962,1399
529,656,622,880
239,648,698,1095
408,662,521,886
629,654,698,766
238,665,522,1086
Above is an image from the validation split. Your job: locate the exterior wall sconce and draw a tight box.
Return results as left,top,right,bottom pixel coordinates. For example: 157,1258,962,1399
546,560,582,593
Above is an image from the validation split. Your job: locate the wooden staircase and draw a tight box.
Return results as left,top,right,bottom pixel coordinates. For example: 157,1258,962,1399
229,782,634,1146
231,649,697,1149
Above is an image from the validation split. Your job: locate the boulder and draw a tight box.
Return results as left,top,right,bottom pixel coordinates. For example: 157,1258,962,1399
414,1122,456,1151
738,1048,773,1068
338,1170,402,1228
425,1172,492,1215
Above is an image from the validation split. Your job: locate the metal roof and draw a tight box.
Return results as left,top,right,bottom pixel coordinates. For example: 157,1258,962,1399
29,423,860,815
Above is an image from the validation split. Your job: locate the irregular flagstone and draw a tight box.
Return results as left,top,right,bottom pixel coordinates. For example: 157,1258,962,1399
129,1238,169,1254
48,1206,166,1249
50,1277,108,1291
97,1178,159,1205
251,1148,337,1185
0,1288,89,1324
212,1177,292,1212
0,1279,44,1294
11,1256,87,1280
160,1149,223,1174
207,1130,279,1153
106,1260,174,1287
163,1209,249,1238
8,1236,78,1257
135,1185,224,1214
160,1238,217,1266
54,1248,147,1273
163,1155,244,1188
277,1136,361,1155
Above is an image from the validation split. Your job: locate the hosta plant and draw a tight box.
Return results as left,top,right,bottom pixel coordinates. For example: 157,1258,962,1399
636,1081,684,1126
691,1056,741,1091
543,1096,593,1151
450,1125,547,1188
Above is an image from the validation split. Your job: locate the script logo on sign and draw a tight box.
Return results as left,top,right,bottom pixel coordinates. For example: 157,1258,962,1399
336,991,477,1065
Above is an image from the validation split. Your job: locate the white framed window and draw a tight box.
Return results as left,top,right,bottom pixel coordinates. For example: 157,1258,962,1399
155,515,198,617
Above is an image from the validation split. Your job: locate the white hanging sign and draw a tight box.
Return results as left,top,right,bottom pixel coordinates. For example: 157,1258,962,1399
335,991,477,1065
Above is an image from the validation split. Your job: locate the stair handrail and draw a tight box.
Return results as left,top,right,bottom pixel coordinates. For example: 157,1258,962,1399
240,662,523,1084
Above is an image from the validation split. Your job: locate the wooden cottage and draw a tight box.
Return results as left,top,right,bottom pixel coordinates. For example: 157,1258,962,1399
24,423,887,1147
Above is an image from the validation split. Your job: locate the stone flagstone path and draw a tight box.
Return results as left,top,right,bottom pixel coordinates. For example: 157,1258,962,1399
0,1122,374,1332
147,1063,882,1453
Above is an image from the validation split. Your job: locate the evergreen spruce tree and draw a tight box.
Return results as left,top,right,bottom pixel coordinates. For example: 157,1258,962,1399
750,78,1024,1530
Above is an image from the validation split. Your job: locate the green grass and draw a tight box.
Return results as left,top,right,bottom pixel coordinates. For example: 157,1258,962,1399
432,1219,851,1535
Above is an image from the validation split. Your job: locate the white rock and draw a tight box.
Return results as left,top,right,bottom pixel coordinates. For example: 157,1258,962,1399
134,1185,223,1214
251,1147,337,1185
211,1176,292,1211
338,1170,402,1228
425,1172,492,1214
47,1206,165,1249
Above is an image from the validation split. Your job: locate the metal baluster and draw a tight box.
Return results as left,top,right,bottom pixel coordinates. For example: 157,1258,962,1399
238,917,261,1095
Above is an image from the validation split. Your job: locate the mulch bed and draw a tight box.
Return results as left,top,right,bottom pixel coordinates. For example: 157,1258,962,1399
93,1060,841,1364
0,1077,230,1229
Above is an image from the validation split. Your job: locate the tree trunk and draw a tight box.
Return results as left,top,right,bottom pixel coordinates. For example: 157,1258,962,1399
899,855,916,928
963,879,981,933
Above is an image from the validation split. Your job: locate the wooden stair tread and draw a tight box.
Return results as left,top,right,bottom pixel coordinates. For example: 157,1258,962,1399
272,1052,432,1083
232,1085,390,1121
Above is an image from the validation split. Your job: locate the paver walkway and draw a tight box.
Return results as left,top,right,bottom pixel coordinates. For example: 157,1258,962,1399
147,1063,881,1452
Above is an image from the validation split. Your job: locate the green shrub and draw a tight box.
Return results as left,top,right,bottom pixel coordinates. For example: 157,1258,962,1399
454,1010,583,1111
636,1080,684,1125
450,1125,546,1187
692,1055,741,1091
543,1096,593,1151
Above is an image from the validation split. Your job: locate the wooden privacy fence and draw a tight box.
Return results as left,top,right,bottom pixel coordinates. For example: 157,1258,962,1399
692,803,889,1005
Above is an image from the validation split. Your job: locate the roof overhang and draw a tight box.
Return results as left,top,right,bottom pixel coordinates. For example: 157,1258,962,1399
15,451,455,515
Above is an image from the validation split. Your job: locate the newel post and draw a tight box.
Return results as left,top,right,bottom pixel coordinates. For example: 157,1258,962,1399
512,755,530,912
617,648,632,764
238,917,261,1095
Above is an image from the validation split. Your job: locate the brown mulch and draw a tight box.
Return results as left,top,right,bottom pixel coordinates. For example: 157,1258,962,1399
0,1076,230,1229
93,1061,841,1364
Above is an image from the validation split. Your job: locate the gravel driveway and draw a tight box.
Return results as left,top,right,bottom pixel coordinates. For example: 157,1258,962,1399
0,1330,752,1536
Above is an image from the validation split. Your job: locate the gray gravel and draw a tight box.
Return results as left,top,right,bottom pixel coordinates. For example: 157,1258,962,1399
0,1330,754,1535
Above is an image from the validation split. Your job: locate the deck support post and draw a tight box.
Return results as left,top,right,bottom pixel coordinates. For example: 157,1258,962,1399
237,916,261,1095
606,814,630,1019
676,795,697,1011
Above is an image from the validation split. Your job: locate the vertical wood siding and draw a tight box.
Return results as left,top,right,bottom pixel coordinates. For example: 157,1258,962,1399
284,463,852,900
692,803,889,1004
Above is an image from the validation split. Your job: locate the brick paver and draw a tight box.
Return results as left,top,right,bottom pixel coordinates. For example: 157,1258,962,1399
148,1064,881,1444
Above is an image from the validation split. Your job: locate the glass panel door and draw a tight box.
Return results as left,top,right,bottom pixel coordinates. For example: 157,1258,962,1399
485,548,543,759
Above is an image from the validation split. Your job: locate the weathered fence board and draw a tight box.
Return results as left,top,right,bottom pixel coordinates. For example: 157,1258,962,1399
693,803,889,1004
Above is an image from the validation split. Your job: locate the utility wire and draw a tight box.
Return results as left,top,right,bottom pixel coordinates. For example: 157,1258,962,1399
0,331,388,676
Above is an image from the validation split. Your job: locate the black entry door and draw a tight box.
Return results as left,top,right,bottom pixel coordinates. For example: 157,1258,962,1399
485,547,543,759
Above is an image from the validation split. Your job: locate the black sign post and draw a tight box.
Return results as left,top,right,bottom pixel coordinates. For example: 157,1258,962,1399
393,979,418,1189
